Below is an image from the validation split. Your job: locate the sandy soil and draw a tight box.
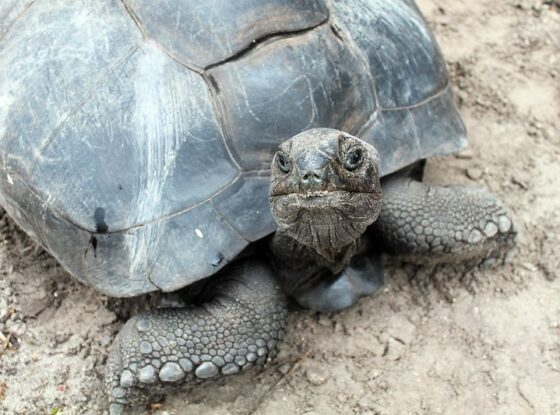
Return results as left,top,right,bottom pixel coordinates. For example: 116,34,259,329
1,0,559,414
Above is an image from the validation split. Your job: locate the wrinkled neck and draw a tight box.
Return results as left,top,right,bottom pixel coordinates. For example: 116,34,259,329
277,220,364,268
269,189,383,267
273,226,361,277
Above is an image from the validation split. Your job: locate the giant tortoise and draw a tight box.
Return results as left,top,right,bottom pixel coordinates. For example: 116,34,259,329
0,0,516,412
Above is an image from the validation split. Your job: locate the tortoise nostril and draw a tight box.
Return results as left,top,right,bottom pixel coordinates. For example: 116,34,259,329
301,170,323,184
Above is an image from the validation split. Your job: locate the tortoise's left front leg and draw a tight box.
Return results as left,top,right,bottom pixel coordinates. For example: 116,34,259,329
374,176,516,266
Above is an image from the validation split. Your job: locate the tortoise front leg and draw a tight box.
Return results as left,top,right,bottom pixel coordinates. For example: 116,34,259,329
105,260,287,414
375,176,516,265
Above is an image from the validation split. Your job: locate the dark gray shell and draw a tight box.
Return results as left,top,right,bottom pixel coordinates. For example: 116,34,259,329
0,0,466,296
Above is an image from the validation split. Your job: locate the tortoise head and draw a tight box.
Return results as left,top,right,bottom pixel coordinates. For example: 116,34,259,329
269,128,383,257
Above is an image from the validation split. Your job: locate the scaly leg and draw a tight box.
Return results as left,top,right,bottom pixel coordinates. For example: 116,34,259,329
375,177,516,265
105,260,287,414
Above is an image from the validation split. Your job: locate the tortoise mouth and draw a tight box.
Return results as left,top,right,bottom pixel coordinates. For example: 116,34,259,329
270,190,369,206
269,190,382,254
270,190,375,212
269,189,377,198
269,190,382,226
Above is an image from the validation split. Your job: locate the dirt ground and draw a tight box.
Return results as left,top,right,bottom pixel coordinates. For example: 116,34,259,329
1,0,559,414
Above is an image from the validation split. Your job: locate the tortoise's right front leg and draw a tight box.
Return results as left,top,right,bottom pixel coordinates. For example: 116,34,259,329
105,260,287,414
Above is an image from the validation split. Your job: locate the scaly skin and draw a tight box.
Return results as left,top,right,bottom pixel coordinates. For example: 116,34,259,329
375,176,516,265
105,260,287,414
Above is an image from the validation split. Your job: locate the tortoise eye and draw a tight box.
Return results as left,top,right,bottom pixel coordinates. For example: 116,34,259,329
343,146,363,171
276,152,291,173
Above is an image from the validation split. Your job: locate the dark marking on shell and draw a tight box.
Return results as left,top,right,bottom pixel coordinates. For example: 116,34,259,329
210,253,224,268
94,207,109,233
90,235,98,258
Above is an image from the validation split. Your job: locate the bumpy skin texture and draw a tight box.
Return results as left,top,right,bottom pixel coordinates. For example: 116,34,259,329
375,176,516,265
105,260,287,414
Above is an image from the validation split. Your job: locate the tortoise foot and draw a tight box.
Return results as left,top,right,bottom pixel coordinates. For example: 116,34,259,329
105,260,287,412
294,255,384,312
376,177,517,266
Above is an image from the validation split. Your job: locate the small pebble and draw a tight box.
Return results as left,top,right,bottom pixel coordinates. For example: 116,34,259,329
317,314,332,327
466,167,484,180
277,362,292,375
305,367,328,386
385,338,406,361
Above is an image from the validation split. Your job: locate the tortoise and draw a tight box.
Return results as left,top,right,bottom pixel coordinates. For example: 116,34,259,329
0,0,516,412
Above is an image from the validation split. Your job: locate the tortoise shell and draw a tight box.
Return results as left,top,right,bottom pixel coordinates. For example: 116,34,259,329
0,0,466,296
